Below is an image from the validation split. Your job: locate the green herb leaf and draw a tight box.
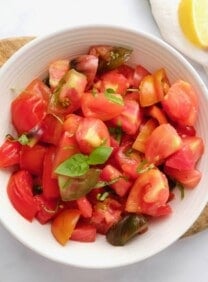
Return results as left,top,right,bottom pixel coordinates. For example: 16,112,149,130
88,146,113,165
58,169,100,201
104,88,124,105
176,181,185,199
97,192,110,201
18,134,30,145
94,176,123,188
137,160,155,174
55,153,89,177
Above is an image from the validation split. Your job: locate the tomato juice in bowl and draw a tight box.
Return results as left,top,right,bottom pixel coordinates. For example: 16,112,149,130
0,25,207,268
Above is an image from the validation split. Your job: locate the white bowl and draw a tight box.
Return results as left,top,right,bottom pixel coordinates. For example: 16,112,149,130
0,25,208,269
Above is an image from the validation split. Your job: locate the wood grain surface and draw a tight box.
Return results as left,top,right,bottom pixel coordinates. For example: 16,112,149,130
0,36,208,237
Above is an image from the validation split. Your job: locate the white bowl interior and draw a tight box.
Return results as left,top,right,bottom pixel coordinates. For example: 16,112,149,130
0,26,208,268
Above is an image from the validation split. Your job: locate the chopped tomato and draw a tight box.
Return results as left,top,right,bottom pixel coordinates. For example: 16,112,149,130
48,69,87,116
99,70,129,95
40,114,63,146
49,59,69,89
52,131,80,174
145,124,182,164
20,144,47,176
110,99,142,135
125,168,171,217
76,117,110,154
0,139,21,168
7,170,38,221
116,64,135,86
133,65,150,88
100,164,132,197
132,118,158,153
11,79,50,134
63,114,83,135
139,75,157,107
70,55,98,89
71,223,97,242
91,198,122,234
162,80,198,126
76,196,93,218
114,143,142,179
165,136,204,170
145,105,168,125
42,146,60,199
81,91,124,121
153,68,170,100
164,166,202,189
34,195,59,224
51,209,80,245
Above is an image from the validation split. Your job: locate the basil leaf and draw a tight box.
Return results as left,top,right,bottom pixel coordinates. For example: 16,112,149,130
55,153,89,177
94,176,123,188
88,146,113,165
18,134,30,145
104,89,124,105
58,168,100,201
137,160,155,174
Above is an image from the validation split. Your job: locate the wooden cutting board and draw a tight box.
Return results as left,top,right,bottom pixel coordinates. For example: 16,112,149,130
0,37,208,237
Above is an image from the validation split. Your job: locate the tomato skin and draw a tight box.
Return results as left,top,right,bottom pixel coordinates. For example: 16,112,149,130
145,124,182,165
49,59,69,89
145,105,168,125
165,136,204,170
132,118,158,153
11,79,50,134
48,69,87,116
99,70,129,95
0,139,21,168
20,144,47,176
125,168,171,217
100,164,132,197
42,146,60,199
116,64,135,86
7,170,38,221
139,75,157,107
81,92,124,121
40,114,63,146
76,196,93,218
162,80,198,126
70,55,98,89
34,195,58,224
164,166,202,189
71,223,97,242
52,131,80,174
91,198,122,234
110,99,142,135
76,117,110,154
132,65,150,88
153,68,170,100
63,114,83,135
114,143,142,179
51,209,80,245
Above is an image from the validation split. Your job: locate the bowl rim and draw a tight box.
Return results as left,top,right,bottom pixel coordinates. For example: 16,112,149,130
0,24,208,269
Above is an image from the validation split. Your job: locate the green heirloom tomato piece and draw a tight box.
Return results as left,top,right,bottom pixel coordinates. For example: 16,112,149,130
89,45,133,74
106,214,148,246
58,168,100,201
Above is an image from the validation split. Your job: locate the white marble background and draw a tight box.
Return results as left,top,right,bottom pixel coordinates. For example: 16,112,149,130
0,0,208,281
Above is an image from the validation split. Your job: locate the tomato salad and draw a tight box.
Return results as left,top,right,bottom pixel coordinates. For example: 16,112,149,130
0,45,204,246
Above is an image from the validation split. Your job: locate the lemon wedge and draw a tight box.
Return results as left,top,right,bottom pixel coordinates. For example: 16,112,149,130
178,0,208,49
